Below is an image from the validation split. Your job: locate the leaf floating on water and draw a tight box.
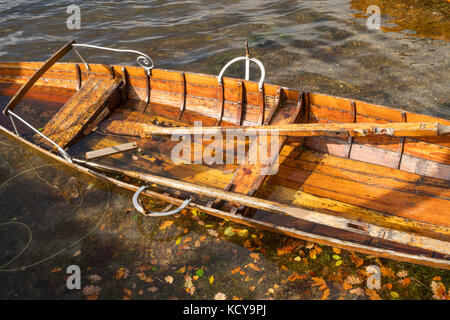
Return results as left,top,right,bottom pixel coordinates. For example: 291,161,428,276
231,267,241,275
237,229,249,237
293,256,301,261
249,253,260,260
115,268,130,280
287,272,307,282
332,255,341,261
207,230,219,237
342,283,352,291
344,275,362,285
196,269,204,278
148,286,158,293
73,250,81,257
214,292,226,300
175,237,182,245
50,268,62,273
165,276,174,284
365,289,381,300
321,288,330,300
82,285,101,297
431,280,449,300
209,275,214,284
397,270,408,278
390,291,400,299
176,266,186,274
159,220,174,231
246,263,261,272
335,260,343,266
137,273,147,281
349,287,365,296
305,242,315,249
401,278,411,286
311,277,327,291
224,227,235,237
277,244,299,256
184,275,195,295
380,266,395,278
350,252,364,268
89,274,102,283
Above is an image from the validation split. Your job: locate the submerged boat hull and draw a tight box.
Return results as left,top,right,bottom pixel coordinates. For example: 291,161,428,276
0,58,449,269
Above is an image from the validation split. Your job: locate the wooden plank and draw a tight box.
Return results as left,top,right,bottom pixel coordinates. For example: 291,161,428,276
274,150,450,227
73,159,450,256
226,93,304,200
37,77,123,149
109,121,448,138
3,40,75,115
85,142,138,160
260,184,450,240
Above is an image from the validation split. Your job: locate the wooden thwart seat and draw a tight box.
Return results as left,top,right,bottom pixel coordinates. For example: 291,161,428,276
36,77,123,149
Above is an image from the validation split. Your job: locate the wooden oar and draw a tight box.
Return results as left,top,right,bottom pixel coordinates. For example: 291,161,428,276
104,120,450,138
73,158,450,256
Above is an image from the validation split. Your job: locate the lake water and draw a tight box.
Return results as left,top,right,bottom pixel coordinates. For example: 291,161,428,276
0,0,449,300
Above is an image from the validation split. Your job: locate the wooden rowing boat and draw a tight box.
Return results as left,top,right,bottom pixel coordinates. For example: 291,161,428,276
0,41,449,269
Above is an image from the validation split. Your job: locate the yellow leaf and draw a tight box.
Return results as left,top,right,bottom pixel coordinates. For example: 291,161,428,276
115,268,125,280
390,291,400,299
335,260,343,266
175,237,182,245
237,229,249,237
209,276,214,284
159,220,174,230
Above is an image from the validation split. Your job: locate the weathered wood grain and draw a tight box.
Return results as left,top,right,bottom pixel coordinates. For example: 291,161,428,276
37,77,123,149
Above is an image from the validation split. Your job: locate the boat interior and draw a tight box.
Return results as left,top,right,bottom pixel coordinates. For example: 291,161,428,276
0,59,449,268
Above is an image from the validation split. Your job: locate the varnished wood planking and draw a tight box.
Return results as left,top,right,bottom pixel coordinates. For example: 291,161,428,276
259,183,450,240
37,77,123,149
274,150,450,227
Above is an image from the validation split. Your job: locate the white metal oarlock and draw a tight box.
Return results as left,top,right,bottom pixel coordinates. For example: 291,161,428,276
132,186,192,217
72,43,154,76
217,43,266,91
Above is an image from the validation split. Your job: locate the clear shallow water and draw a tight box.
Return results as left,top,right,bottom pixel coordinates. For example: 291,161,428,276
0,0,449,300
